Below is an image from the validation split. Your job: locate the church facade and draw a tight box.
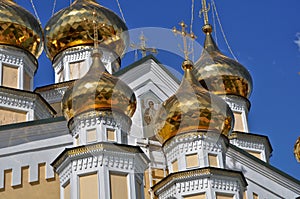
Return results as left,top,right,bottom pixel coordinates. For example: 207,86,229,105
0,0,300,199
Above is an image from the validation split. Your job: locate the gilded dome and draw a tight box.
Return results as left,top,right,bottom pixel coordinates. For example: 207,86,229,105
62,49,136,124
155,60,234,144
0,0,43,58
295,137,300,162
194,25,253,99
44,0,129,61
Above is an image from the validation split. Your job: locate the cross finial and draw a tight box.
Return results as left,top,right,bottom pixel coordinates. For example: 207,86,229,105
172,21,196,60
92,11,99,49
131,32,158,59
200,0,210,25
84,10,104,50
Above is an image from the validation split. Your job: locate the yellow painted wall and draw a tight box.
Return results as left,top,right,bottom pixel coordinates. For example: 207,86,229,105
0,108,27,125
216,193,234,199
184,193,206,199
247,150,262,160
0,164,60,199
24,72,31,91
49,102,62,117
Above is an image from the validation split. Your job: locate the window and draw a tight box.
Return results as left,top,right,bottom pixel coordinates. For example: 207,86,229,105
186,153,199,168
233,112,244,132
208,154,218,167
110,172,128,199
69,60,87,80
107,128,115,141
86,129,97,143
79,174,99,199
2,64,18,88
172,160,178,172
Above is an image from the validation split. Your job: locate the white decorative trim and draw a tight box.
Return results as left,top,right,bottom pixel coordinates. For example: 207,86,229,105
0,88,54,120
155,170,245,199
163,133,227,170
0,46,37,90
38,86,69,104
211,178,241,192
0,135,71,188
53,46,120,83
69,112,131,139
227,146,300,195
230,138,265,151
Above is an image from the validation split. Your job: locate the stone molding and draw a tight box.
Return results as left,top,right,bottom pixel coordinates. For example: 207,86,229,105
153,167,246,198
163,132,228,163
0,87,55,119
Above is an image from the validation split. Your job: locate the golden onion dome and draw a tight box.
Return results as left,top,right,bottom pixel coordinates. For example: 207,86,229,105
295,137,300,162
155,60,234,144
194,25,253,99
62,49,136,124
0,0,43,58
44,0,129,61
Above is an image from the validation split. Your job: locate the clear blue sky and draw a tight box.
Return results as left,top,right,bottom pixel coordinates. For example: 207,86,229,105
15,0,300,179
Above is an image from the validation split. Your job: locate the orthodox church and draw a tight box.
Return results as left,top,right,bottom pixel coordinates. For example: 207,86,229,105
0,0,299,199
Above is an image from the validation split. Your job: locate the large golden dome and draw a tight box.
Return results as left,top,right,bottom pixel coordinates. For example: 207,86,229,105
62,49,136,124
44,0,129,61
155,60,234,144
194,25,253,99
0,0,43,58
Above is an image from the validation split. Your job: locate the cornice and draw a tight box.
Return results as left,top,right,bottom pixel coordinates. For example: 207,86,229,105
227,145,300,194
152,167,247,194
229,131,273,154
52,142,150,171
0,86,56,116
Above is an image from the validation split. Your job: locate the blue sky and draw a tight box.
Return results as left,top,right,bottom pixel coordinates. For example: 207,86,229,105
15,0,300,179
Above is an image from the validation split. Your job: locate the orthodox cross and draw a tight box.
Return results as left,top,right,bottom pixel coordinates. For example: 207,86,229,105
130,32,158,58
84,10,105,49
172,21,196,60
200,0,210,25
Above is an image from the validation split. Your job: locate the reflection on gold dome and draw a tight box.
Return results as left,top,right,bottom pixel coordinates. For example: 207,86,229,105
62,49,136,125
155,60,234,144
44,0,129,61
0,0,43,58
194,25,253,99
295,137,300,162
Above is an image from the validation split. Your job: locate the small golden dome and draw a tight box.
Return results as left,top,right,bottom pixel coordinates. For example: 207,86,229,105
155,60,234,144
44,0,129,61
194,26,253,99
295,137,300,162
62,49,136,124
0,0,43,58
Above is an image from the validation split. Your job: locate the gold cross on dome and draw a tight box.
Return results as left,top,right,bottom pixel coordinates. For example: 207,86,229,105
172,21,196,60
200,0,210,25
84,10,105,49
130,32,158,58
